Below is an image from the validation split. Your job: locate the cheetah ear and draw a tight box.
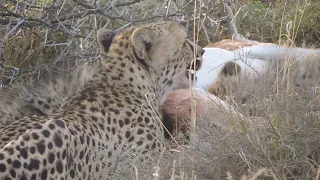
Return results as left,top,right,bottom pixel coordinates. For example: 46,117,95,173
131,27,153,60
97,28,115,54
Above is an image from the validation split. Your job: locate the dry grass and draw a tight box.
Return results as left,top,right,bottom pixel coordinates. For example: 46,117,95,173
236,0,320,47
156,58,320,179
156,1,320,179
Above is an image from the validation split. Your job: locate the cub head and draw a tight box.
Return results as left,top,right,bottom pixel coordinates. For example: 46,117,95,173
97,28,115,54
207,61,241,98
130,21,204,103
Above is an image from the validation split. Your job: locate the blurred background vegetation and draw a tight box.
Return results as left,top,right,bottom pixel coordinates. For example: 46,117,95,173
236,0,320,47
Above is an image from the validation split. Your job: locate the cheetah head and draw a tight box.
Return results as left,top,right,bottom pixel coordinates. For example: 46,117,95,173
130,21,204,104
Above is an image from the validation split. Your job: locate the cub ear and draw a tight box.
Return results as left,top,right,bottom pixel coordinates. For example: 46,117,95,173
131,27,153,60
97,28,115,54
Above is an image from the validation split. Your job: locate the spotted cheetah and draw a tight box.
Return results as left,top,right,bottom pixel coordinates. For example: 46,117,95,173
0,21,204,179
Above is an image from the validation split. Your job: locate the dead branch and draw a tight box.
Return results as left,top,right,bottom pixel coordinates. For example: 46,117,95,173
219,2,260,44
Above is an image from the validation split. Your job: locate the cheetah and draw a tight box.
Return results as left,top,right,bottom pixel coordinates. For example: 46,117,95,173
0,21,204,179
1,27,197,143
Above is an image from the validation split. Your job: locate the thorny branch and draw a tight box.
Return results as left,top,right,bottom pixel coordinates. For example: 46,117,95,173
0,1,135,38
0,0,188,38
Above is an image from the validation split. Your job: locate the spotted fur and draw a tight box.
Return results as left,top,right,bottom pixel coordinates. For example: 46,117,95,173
0,21,204,179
